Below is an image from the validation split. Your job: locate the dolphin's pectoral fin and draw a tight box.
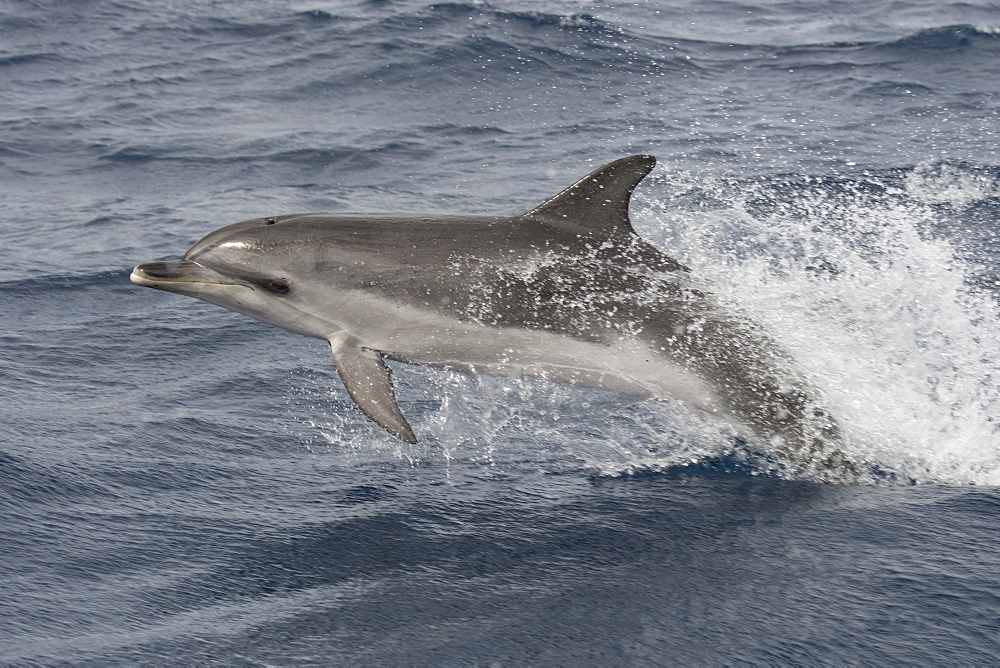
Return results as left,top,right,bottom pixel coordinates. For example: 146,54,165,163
328,336,417,444
523,154,656,238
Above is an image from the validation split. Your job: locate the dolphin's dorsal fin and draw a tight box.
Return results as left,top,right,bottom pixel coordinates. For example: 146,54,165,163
523,155,656,237
328,333,417,444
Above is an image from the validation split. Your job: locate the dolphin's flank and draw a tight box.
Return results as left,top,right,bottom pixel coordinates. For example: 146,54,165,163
132,155,855,481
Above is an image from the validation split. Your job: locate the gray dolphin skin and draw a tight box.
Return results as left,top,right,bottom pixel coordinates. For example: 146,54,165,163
131,155,855,481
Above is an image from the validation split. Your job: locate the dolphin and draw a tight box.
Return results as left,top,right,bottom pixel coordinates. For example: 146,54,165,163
131,155,855,480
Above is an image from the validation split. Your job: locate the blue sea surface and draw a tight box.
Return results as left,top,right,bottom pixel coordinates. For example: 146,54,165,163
2,0,999,664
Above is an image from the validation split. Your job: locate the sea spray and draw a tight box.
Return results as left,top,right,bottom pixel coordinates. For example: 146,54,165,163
636,164,1000,484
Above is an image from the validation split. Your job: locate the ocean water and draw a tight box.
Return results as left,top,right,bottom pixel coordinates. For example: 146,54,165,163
2,0,999,664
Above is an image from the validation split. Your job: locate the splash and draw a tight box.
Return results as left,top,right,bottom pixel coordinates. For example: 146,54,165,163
635,164,1000,485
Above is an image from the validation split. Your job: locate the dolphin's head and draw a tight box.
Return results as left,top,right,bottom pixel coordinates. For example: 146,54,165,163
131,215,339,337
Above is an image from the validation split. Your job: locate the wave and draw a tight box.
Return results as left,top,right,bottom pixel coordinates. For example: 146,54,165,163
678,23,1000,54
371,2,625,38
0,268,132,294
256,14,999,108
97,123,513,169
0,52,67,68
36,0,996,58
270,2,700,95
880,24,1000,52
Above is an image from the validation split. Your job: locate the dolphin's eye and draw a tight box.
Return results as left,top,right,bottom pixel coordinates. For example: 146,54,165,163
264,217,277,225
266,279,290,294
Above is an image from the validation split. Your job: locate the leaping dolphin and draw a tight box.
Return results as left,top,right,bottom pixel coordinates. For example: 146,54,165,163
131,155,855,480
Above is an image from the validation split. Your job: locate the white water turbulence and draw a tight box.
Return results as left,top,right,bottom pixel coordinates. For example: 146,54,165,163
632,163,1000,485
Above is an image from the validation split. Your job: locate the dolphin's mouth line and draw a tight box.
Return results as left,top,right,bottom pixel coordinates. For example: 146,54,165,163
129,270,217,287
130,260,248,289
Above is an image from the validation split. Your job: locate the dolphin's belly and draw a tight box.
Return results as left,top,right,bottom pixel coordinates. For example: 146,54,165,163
341,296,722,415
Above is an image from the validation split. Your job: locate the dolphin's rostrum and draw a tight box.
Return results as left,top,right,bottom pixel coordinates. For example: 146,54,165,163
132,156,854,480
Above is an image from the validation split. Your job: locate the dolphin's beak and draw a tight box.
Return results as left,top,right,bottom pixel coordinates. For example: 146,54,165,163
130,260,241,293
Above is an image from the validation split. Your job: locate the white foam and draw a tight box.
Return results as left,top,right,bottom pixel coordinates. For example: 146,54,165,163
635,167,1000,485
